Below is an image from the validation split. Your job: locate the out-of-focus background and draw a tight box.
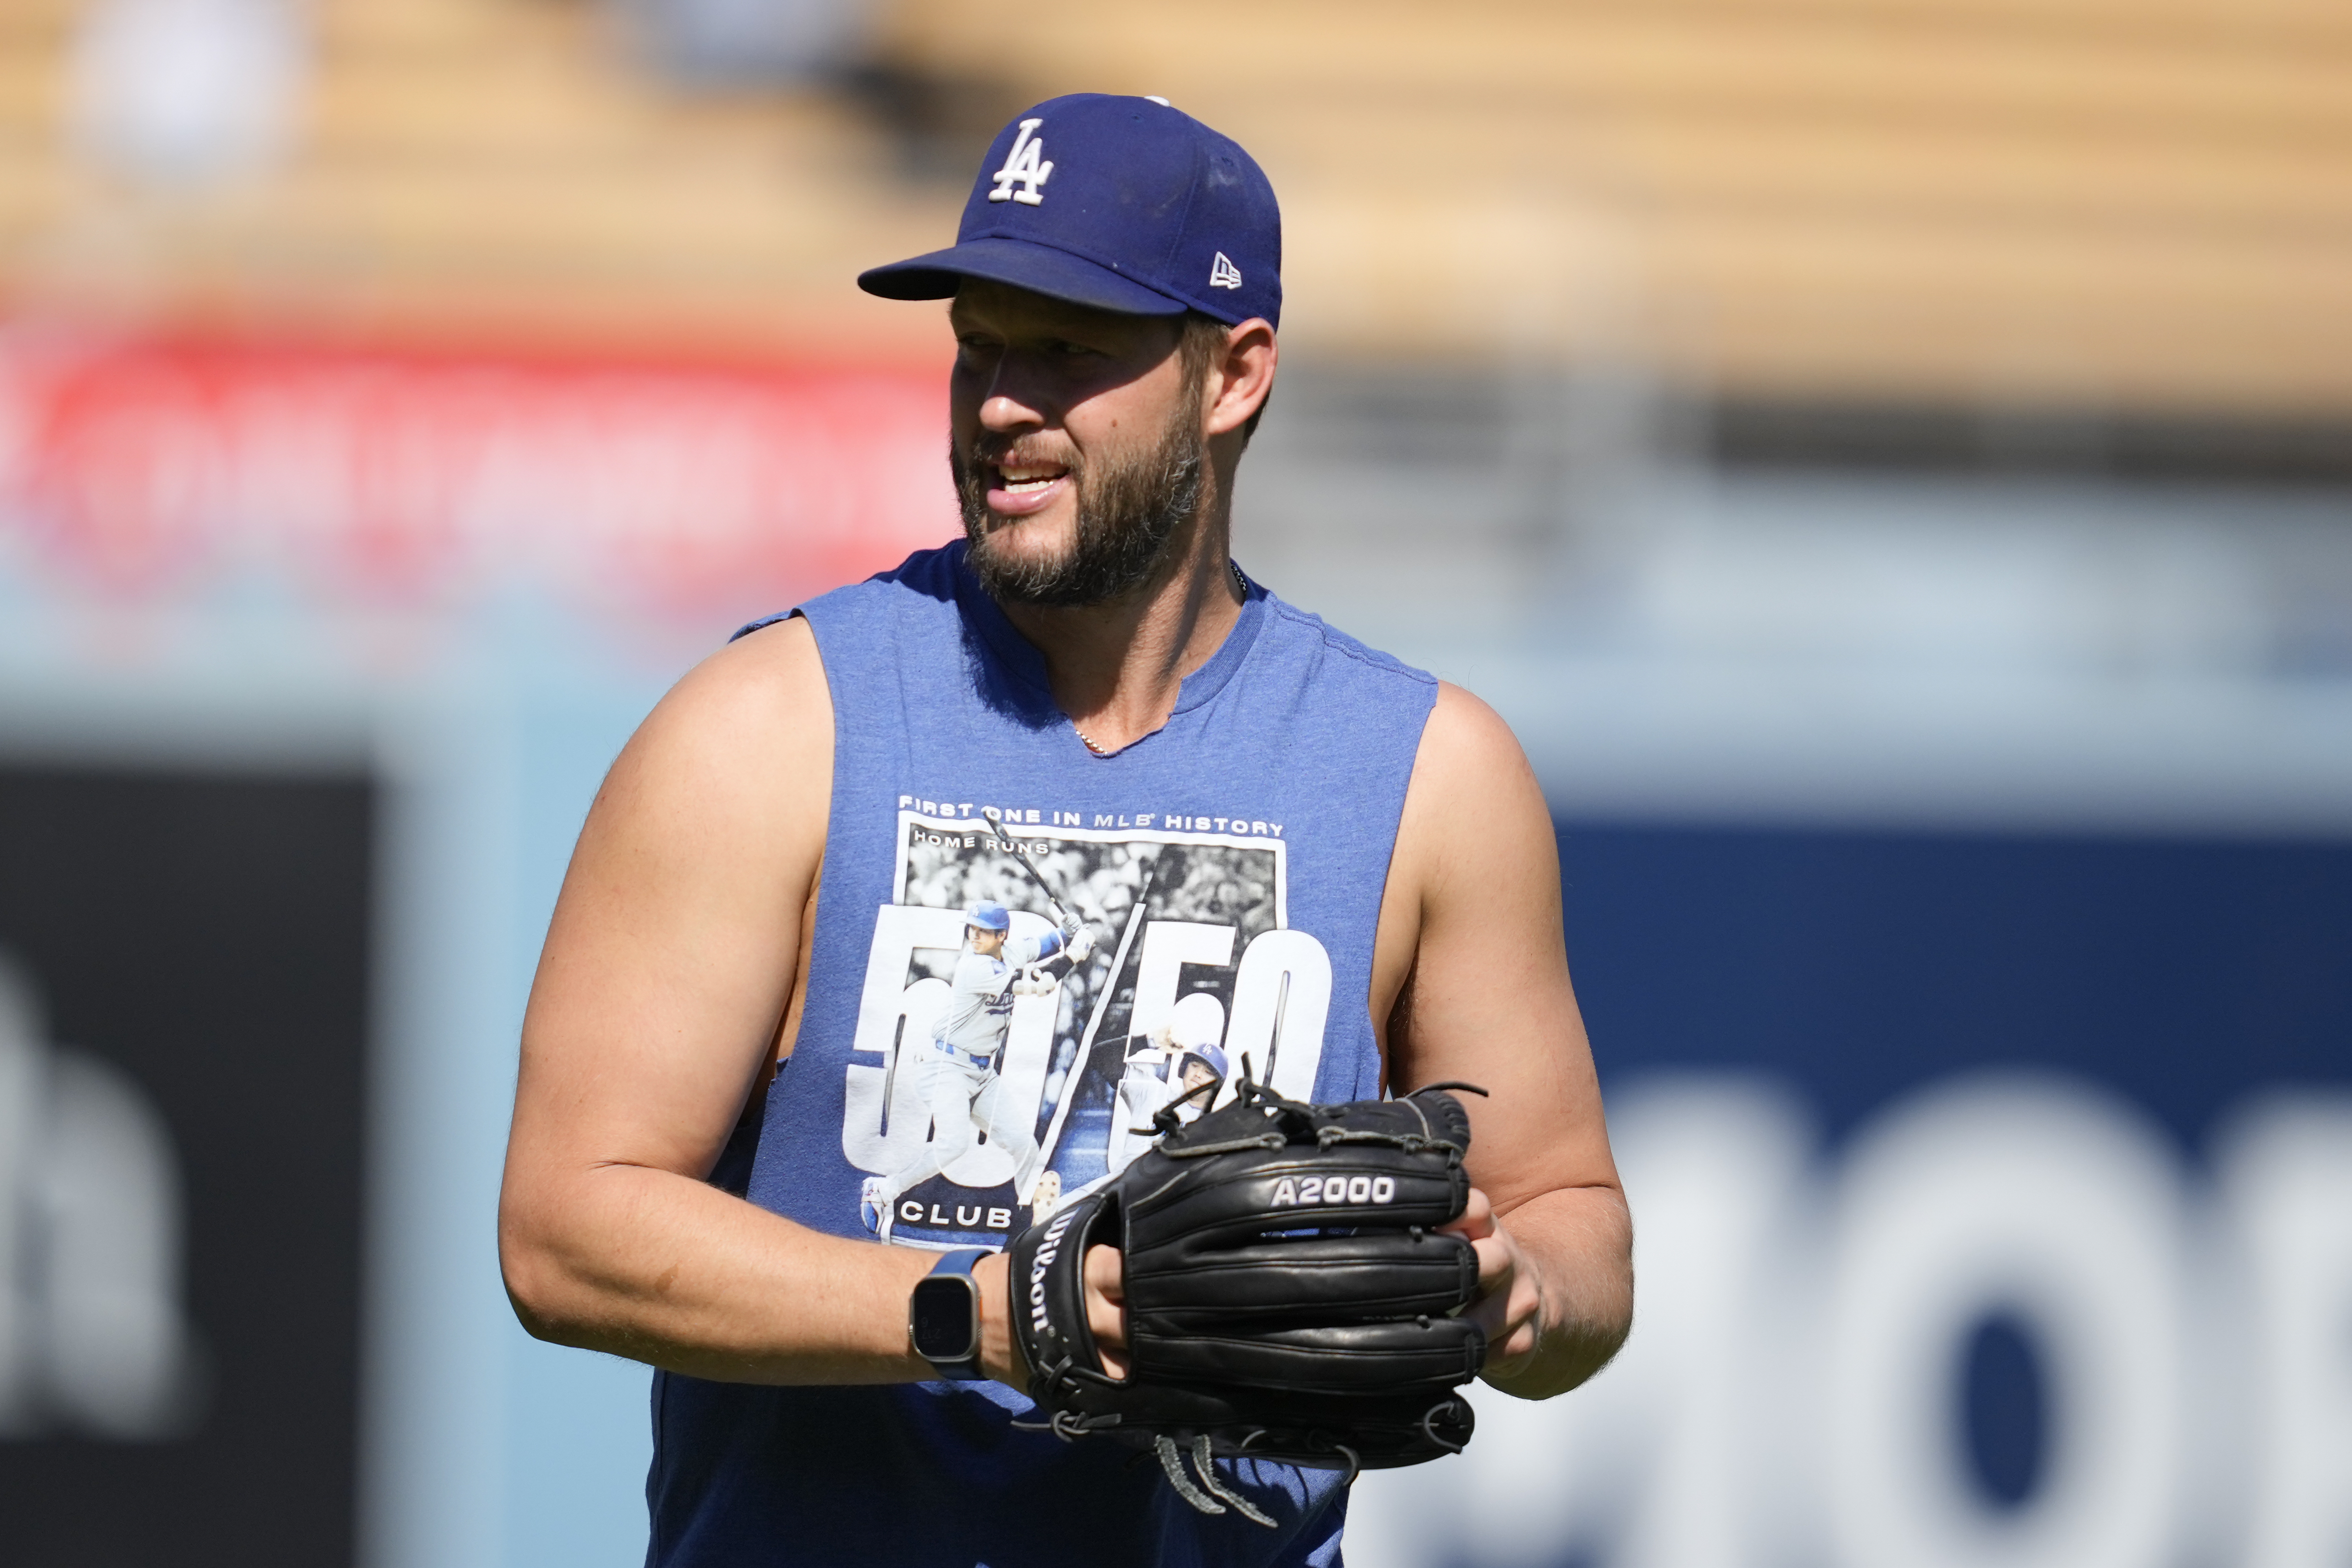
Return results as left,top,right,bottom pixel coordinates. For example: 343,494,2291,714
0,1,2345,1564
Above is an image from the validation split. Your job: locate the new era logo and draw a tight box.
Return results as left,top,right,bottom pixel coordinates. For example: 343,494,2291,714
1209,252,1244,290
987,118,1053,206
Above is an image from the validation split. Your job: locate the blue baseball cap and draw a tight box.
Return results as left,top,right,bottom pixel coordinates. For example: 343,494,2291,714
858,93,1281,330
965,901,1011,932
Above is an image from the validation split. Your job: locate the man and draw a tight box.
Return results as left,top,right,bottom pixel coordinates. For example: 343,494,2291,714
1109,1023,1229,1177
860,900,1092,1241
500,93,1631,1566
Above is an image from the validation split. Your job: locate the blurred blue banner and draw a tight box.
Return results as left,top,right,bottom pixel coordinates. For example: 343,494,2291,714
1350,821,2352,1568
1562,821,2351,1147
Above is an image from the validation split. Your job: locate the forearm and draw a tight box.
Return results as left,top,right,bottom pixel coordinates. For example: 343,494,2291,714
499,1164,1027,1386
1486,1183,1633,1400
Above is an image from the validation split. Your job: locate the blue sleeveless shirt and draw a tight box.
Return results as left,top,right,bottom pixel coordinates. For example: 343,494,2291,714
648,542,1438,1568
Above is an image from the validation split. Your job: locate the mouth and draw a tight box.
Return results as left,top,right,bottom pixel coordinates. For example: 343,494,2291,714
984,459,1072,517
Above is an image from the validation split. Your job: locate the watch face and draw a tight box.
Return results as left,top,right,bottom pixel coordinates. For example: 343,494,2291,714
910,1275,980,1361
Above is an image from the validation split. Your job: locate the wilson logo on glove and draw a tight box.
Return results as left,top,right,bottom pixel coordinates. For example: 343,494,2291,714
1026,1207,1078,1334
1270,1175,1397,1207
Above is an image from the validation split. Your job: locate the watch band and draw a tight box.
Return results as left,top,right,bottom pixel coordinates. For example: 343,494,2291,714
909,1248,990,1381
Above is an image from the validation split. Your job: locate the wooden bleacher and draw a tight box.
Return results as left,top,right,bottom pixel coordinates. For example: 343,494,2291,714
0,0,2343,419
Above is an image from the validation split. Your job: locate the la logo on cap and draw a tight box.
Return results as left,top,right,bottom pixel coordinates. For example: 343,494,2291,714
988,118,1053,206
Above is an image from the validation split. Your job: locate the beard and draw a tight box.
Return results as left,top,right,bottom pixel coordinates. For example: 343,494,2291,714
952,409,1205,609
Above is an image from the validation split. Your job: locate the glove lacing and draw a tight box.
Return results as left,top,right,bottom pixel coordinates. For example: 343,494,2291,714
1153,1434,1279,1526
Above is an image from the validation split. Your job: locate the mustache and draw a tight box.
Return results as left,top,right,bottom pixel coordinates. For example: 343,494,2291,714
958,437,1080,476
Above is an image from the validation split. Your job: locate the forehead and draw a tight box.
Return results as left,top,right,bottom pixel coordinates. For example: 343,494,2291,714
949,279,1182,345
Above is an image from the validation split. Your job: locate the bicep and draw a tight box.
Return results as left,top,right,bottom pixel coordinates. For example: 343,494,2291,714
508,618,833,1192
1384,686,1618,1214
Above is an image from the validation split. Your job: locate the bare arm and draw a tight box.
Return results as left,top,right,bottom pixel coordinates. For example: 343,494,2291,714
1375,683,1633,1399
498,617,1027,1386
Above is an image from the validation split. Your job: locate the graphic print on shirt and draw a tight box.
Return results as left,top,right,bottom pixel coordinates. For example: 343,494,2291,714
842,806,1331,1250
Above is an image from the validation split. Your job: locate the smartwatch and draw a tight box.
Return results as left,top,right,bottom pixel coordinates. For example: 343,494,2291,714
908,1249,990,1381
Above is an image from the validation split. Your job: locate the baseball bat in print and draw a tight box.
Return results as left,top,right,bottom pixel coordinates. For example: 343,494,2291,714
981,810,1078,928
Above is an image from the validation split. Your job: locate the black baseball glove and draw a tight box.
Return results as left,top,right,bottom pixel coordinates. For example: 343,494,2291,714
1006,1078,1487,1524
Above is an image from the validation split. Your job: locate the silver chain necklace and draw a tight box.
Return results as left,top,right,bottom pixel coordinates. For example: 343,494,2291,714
1071,561,1250,756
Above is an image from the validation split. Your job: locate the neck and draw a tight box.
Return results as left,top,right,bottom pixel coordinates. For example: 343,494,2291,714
992,477,1244,756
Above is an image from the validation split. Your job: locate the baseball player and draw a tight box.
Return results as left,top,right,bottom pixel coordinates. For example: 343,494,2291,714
860,901,1093,1239
1108,1024,1228,1176
502,92,1631,1568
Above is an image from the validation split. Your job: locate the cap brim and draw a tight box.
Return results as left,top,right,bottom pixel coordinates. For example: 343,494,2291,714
858,237,1188,317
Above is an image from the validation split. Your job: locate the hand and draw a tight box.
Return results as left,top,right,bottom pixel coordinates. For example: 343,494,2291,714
1439,1186,1544,1379
1066,925,1096,963
1084,1243,1129,1379
976,1239,1115,1389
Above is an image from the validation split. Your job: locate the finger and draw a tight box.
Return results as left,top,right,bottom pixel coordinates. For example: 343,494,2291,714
1470,1232,1514,1296
1467,1224,1544,1370
1083,1243,1131,1379
1084,1243,1124,1307
1437,1185,1496,1241
1464,1235,1515,1336
1466,1284,1540,1365
1492,1269,1544,1363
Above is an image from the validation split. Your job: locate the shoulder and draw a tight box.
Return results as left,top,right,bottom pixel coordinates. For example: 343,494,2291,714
665,612,831,754
1392,683,1549,898
1416,683,1537,797
593,614,832,865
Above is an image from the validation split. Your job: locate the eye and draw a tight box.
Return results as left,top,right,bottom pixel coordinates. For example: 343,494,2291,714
1047,339,1100,357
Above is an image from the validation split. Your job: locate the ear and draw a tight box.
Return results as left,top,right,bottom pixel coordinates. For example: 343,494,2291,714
1202,319,1277,440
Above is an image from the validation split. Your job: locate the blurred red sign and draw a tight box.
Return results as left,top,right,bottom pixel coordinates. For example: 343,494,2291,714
0,331,958,616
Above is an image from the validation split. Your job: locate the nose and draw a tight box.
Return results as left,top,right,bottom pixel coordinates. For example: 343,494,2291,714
980,390,1042,434
973,350,1054,436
